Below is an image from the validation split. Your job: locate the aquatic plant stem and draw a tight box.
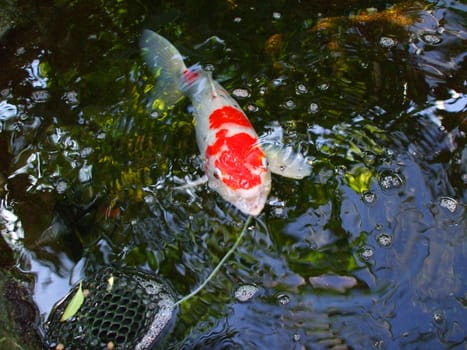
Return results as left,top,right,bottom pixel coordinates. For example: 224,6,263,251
175,215,253,306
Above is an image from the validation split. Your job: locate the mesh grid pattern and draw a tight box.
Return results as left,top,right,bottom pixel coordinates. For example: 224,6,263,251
44,267,176,350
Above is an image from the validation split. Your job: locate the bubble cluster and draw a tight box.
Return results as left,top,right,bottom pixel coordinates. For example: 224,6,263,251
234,284,259,302
232,88,250,99
378,170,404,192
439,196,457,213
420,32,442,45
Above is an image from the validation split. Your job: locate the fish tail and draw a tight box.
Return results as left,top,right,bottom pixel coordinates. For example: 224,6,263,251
140,30,188,112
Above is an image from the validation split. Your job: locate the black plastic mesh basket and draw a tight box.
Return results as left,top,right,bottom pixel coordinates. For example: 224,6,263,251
43,267,177,350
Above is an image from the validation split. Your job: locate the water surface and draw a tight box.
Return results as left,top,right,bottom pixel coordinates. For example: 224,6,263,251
0,0,465,349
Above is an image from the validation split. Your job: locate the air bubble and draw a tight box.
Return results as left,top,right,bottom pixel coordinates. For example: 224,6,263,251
308,103,319,114
79,163,93,183
283,99,296,110
63,90,79,105
246,104,259,112
234,284,259,302
362,191,376,205
80,147,93,158
273,77,287,87
439,196,457,213
432,310,445,326
318,83,329,91
295,83,308,95
276,293,290,305
376,233,392,247
359,246,374,261
336,165,347,175
32,90,50,103
55,180,68,194
379,36,397,48
272,12,281,20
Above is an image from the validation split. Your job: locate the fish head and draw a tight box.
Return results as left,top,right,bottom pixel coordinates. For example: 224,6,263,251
206,131,272,216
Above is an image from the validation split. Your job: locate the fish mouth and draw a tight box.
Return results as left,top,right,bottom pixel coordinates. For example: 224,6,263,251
233,191,269,216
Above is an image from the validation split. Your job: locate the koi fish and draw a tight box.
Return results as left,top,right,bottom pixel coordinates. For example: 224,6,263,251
140,30,311,216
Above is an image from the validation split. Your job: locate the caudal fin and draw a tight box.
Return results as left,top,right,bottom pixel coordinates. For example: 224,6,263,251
140,30,188,111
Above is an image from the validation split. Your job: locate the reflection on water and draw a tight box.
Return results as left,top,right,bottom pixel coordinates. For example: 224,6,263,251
0,0,465,349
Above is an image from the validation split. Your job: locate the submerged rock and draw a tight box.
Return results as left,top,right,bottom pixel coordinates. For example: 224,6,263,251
309,274,358,293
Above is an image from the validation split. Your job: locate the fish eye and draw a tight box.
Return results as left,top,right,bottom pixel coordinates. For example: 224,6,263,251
213,168,222,180
262,157,269,168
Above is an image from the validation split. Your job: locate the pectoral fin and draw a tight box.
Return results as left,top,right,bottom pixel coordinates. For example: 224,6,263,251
261,142,312,179
173,175,209,189
260,123,312,179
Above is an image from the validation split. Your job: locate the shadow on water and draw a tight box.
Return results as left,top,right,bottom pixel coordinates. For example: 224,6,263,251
0,0,465,349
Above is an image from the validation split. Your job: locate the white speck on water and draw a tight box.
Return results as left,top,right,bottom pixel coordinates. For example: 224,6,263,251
0,101,17,121
79,163,93,183
272,12,281,20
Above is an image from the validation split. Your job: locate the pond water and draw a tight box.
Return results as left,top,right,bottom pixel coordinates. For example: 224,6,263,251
0,0,466,349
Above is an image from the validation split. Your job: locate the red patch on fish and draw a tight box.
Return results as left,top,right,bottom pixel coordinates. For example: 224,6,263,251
206,130,265,190
209,106,253,129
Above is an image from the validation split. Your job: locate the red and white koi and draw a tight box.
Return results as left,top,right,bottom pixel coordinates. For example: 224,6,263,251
140,30,311,216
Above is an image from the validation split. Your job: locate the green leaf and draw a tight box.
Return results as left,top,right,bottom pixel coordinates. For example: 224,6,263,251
107,274,114,292
61,282,84,322
344,165,374,193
